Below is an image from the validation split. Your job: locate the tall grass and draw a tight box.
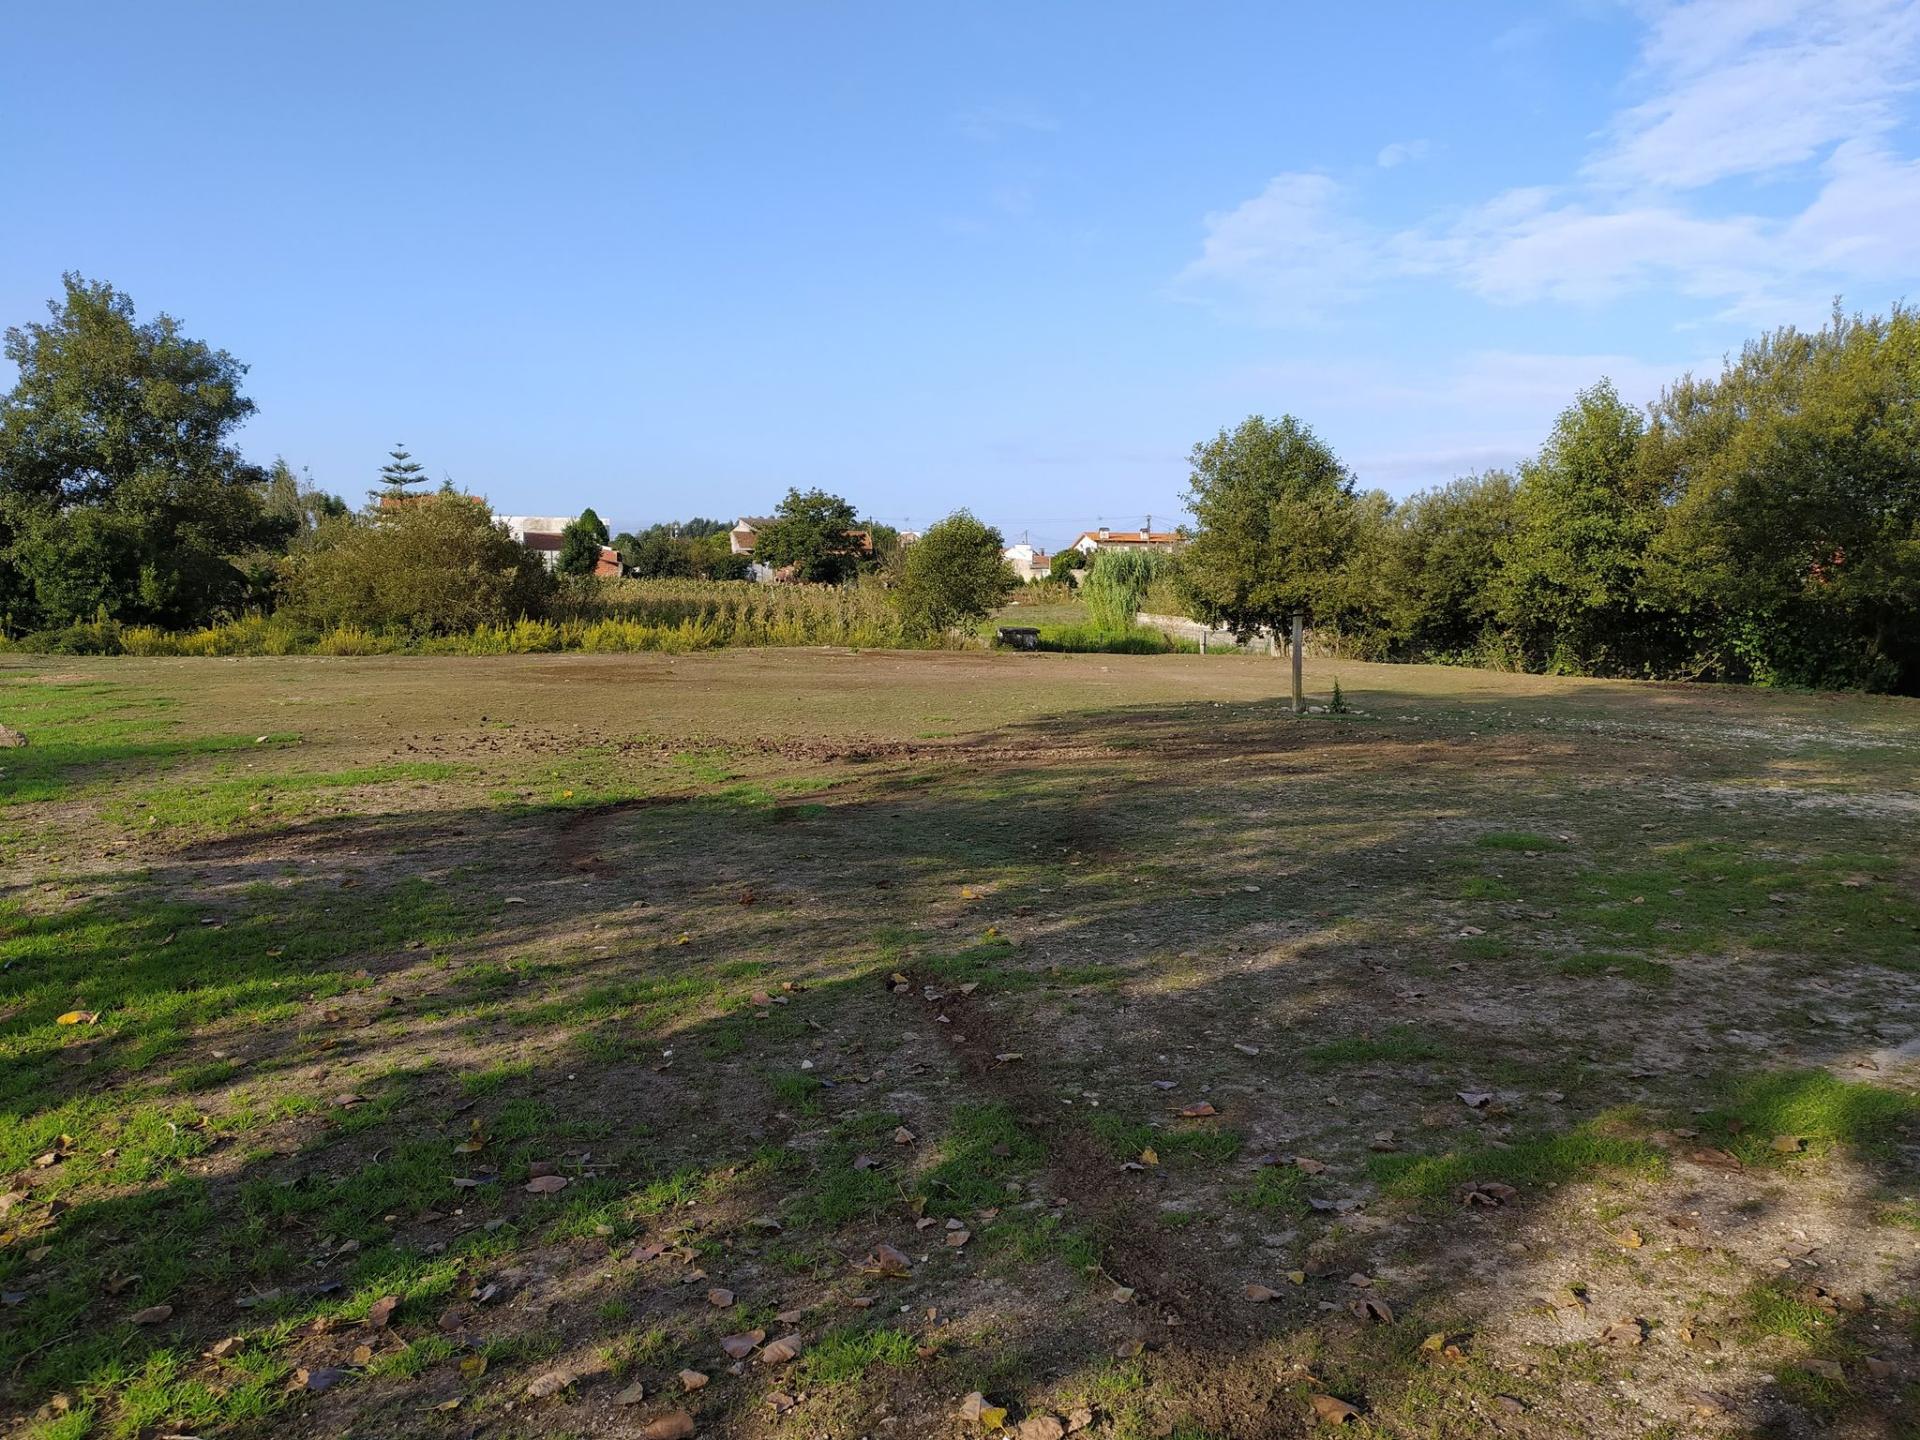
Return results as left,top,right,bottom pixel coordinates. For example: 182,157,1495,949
7,580,916,657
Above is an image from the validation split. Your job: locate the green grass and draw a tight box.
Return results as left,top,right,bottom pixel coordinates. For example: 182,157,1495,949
1700,1069,1918,1165
1302,1024,1453,1069
1368,1114,1668,1210
112,761,467,832
1556,952,1674,984
920,1103,1046,1211
1240,1165,1309,1216
1089,1112,1243,1164
800,1325,917,1386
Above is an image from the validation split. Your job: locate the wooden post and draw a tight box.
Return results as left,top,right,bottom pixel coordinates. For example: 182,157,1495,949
1198,626,1207,654
1290,611,1305,714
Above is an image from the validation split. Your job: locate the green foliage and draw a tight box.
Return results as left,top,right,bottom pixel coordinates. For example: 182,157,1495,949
751,487,865,583
893,509,1015,637
0,275,277,630
373,444,429,504
283,493,556,634
1048,548,1086,583
1176,414,1380,638
554,507,609,577
1081,548,1165,635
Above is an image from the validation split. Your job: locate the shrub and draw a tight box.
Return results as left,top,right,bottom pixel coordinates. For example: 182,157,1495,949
1081,550,1166,636
892,511,1015,638
283,494,555,635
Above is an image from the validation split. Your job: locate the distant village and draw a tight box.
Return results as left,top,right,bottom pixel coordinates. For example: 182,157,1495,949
493,513,1183,583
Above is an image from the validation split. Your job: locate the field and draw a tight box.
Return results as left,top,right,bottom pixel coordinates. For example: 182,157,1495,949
1,648,1917,1440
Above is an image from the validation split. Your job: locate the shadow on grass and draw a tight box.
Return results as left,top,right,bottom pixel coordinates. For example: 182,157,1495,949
1,693,1916,1437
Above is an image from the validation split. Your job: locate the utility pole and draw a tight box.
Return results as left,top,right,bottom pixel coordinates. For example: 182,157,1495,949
1291,611,1305,714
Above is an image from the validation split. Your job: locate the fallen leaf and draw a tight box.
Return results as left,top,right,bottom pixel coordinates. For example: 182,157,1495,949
718,1329,765,1359
756,1333,802,1365
524,1174,569,1194
366,1294,399,1327
296,1366,345,1393
1599,1316,1646,1346
1177,1101,1218,1118
1457,1091,1493,1109
460,1354,488,1379
1245,1283,1279,1302
765,1391,796,1412
1801,1358,1844,1382
1014,1416,1067,1440
55,1011,97,1026
640,1412,697,1440
1139,1147,1159,1166
130,1304,173,1325
1351,1296,1395,1323
959,1392,1010,1428
706,1287,734,1308
861,1243,913,1277
1309,1393,1360,1426
1770,1134,1805,1154
679,1369,709,1391
526,1367,576,1397
614,1381,647,1405
894,1126,917,1145
1295,1156,1327,1174
946,1228,971,1247
350,1344,374,1366
1614,1228,1644,1250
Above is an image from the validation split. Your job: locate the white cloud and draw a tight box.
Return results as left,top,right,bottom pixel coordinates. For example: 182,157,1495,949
1178,0,1920,323
1590,0,1920,189
1376,138,1431,168
1175,173,1376,322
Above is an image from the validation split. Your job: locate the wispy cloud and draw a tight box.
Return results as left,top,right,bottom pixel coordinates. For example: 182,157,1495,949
1589,0,1920,189
1376,138,1431,168
1178,0,1920,323
952,99,1059,142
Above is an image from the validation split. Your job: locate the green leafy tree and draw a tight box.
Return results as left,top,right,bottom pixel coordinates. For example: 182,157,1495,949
1080,548,1164,635
557,507,611,576
1378,471,1518,659
285,493,554,633
1048,549,1086,584
1494,382,1670,674
0,274,276,629
1645,306,1920,691
1174,414,1366,639
750,488,863,583
373,444,431,506
893,510,1015,637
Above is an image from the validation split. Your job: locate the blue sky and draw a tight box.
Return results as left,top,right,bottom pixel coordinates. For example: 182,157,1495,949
5,1,1918,550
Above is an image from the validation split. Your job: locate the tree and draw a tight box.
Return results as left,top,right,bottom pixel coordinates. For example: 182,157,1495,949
557,507,610,576
751,487,862,583
0,274,276,629
1174,414,1364,639
1048,549,1086,584
1081,549,1163,635
1645,305,1920,691
373,445,430,506
284,492,554,633
1493,382,1668,674
263,457,348,538
893,510,1015,637
1378,471,1518,659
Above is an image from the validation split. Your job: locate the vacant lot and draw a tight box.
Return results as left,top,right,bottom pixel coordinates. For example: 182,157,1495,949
2,649,1917,1440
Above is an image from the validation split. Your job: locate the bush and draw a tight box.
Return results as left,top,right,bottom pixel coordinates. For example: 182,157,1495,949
283,494,555,634
1081,550,1166,636
892,511,1015,638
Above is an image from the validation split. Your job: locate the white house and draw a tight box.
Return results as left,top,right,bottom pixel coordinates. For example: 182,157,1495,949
496,515,576,571
1071,524,1181,557
1001,542,1052,583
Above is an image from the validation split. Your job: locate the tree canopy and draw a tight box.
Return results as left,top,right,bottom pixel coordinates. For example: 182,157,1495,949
1174,414,1374,638
751,487,863,583
892,510,1014,637
0,274,277,629
557,507,611,576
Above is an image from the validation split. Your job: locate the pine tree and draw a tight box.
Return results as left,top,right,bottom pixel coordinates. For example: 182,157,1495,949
373,444,429,505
